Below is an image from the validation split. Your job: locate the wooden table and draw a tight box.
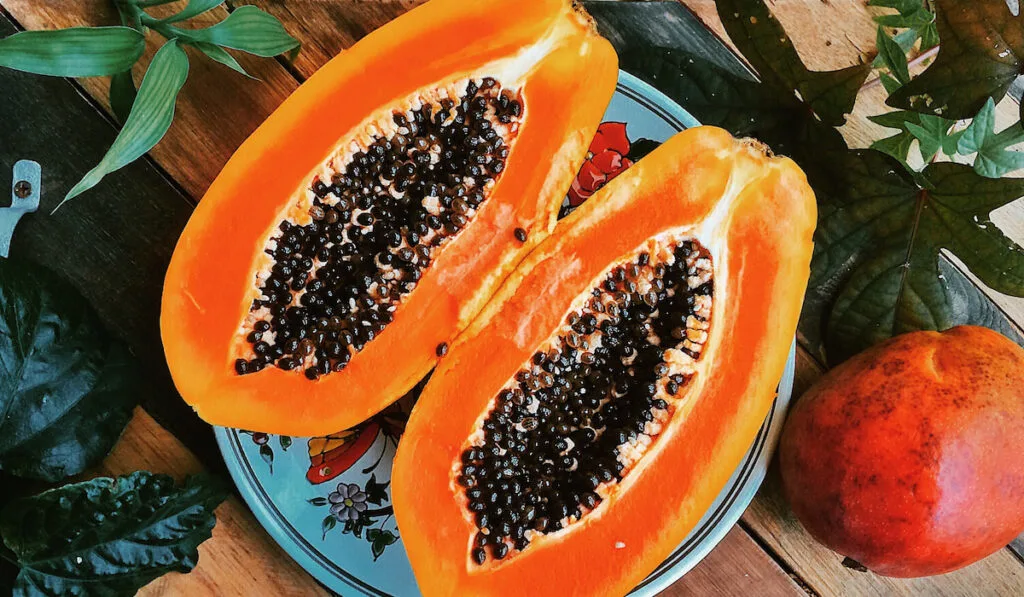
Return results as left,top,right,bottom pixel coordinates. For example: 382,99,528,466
1,1,1022,595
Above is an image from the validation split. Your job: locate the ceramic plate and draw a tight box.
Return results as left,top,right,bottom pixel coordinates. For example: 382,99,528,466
215,70,797,596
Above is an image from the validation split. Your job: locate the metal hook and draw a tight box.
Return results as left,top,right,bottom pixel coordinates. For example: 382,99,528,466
0,160,41,258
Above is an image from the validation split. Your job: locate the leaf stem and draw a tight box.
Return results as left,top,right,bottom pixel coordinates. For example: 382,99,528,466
862,45,940,92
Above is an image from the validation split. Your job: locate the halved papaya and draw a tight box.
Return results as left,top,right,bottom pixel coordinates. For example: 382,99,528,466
393,126,816,596
160,0,617,435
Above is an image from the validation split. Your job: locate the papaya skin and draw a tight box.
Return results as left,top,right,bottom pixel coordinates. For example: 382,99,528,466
160,0,617,436
779,326,1024,577
394,127,816,596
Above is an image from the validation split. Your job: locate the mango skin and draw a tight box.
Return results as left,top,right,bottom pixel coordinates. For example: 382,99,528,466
779,326,1024,577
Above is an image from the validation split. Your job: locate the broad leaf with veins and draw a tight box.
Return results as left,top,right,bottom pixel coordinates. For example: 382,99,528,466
715,0,871,127
1,472,226,597
593,0,1024,363
810,150,1024,362
888,0,1024,119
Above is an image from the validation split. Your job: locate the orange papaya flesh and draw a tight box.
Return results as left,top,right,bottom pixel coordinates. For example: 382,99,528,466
160,0,617,436
393,126,816,596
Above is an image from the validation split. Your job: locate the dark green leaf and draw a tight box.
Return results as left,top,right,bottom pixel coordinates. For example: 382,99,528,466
868,0,939,51
0,258,139,482
368,529,397,560
278,435,291,450
715,0,871,126
875,27,910,85
888,0,1024,119
871,28,918,71
61,40,189,206
109,70,136,124
189,41,252,78
0,27,144,77
259,443,273,472
956,98,1024,177
364,474,389,506
1,472,226,597
322,515,336,539
807,149,1024,362
880,72,902,95
177,5,300,58
160,0,226,24
308,497,328,506
919,20,939,50
871,129,916,163
618,48,846,165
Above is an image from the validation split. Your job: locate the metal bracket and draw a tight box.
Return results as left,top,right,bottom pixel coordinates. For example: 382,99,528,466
0,160,41,258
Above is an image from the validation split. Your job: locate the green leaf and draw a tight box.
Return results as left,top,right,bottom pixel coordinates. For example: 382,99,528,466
889,0,1024,119
1,472,226,596
61,40,189,207
0,27,144,77
368,529,398,560
0,258,139,482
868,0,938,51
160,0,226,24
868,110,958,164
956,98,1024,177
278,435,292,450
904,115,951,162
322,515,336,539
308,497,328,507
189,41,252,78
715,0,871,126
871,130,916,163
808,149,1024,362
109,70,136,124
177,5,300,58
872,28,917,69
875,27,910,85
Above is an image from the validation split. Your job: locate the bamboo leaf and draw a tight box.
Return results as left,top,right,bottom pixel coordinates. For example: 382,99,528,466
60,40,190,207
0,27,144,77
189,41,252,78
180,5,300,57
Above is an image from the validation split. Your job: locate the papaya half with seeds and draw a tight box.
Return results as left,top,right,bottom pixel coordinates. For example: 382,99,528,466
393,126,816,596
160,0,617,435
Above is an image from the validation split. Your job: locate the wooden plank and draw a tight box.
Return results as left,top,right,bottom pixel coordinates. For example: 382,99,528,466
1,0,298,199
231,0,427,79
89,409,328,596
663,526,805,597
0,13,219,468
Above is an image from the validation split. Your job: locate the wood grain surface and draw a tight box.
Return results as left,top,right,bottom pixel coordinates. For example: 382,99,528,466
2,0,1023,595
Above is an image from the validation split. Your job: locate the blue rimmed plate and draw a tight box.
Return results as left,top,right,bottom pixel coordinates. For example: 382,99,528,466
215,70,797,596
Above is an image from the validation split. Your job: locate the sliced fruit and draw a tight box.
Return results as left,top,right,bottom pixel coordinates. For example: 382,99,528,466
160,0,617,435
393,126,816,596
